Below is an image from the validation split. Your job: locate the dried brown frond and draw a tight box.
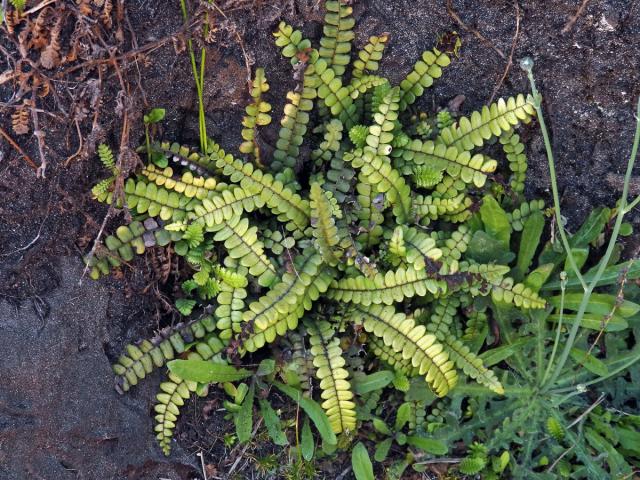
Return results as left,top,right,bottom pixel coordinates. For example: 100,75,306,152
101,0,113,29
40,13,65,69
11,105,30,135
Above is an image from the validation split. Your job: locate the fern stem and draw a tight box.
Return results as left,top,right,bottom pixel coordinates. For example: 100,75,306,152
541,272,566,386
542,97,640,390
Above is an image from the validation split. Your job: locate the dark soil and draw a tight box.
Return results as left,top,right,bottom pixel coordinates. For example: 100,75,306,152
1,0,639,479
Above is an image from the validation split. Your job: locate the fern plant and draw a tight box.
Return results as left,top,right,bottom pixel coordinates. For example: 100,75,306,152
87,1,638,476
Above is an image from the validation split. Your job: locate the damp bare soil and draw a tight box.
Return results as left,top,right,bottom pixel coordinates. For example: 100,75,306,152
1,1,639,479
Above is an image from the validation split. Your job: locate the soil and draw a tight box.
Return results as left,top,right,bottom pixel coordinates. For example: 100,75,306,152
1,0,639,479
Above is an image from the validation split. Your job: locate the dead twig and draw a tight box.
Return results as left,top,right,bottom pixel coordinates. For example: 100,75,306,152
30,87,48,177
489,0,521,104
0,126,38,170
446,0,505,59
562,0,590,34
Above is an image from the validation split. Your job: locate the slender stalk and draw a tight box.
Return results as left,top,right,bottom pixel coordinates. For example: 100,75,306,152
522,64,586,291
541,272,566,385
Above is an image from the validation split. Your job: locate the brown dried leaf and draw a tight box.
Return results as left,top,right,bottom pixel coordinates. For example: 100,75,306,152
40,14,64,69
0,70,16,85
77,0,93,16
11,106,30,135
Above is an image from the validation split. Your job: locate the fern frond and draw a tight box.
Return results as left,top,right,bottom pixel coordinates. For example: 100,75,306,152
241,252,332,352
367,334,419,377
355,173,385,249
141,165,219,200
154,335,225,455
272,69,317,171
319,0,355,77
215,266,248,340
170,186,260,232
546,417,565,441
273,21,316,65
500,130,527,194
350,305,457,397
507,199,545,231
310,182,343,266
458,456,487,475
413,191,473,227
343,148,411,224
211,216,277,287
98,143,117,173
347,75,388,101
490,277,546,309
88,219,177,279
313,59,358,128
112,315,218,392
151,141,216,175
400,226,442,271
325,150,356,203
438,95,535,153
388,227,406,259
443,336,504,394
306,320,357,434
240,68,272,165
399,48,451,111
328,263,445,307
312,119,343,165
92,176,116,199
412,165,444,188
426,296,460,338
215,154,310,233
353,34,389,78
393,139,497,187
287,331,315,394
433,225,472,274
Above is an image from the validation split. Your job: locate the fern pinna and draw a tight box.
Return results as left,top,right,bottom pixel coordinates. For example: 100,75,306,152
90,0,544,457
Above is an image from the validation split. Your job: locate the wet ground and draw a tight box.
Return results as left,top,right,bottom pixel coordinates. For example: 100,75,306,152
1,0,639,478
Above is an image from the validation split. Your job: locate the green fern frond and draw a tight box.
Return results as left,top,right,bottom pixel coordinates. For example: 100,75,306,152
413,165,444,188
141,165,219,200
211,216,277,287
272,69,317,171
490,277,546,309
508,199,545,231
112,315,218,392
154,336,225,455
500,130,528,194
426,296,460,338
98,143,117,173
350,305,457,397
438,95,536,153
353,34,389,78
273,21,317,65
319,0,355,77
87,219,177,279
92,176,116,200
436,110,454,130
393,138,497,187
312,119,343,165
310,182,343,266
347,75,388,101
241,252,332,352
328,263,446,307
240,68,272,165
313,59,358,128
215,154,310,233
215,265,248,341
443,336,504,394
150,141,217,175
399,48,451,111
306,320,357,433
355,173,385,249
343,148,411,224
367,334,419,377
